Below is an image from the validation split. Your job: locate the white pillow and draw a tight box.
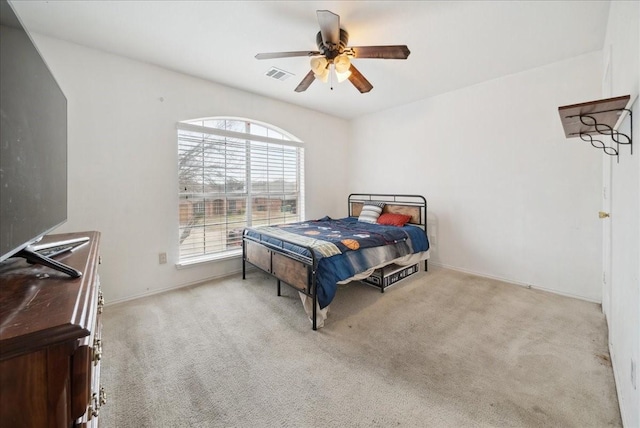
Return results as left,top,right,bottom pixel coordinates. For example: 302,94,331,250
358,203,384,223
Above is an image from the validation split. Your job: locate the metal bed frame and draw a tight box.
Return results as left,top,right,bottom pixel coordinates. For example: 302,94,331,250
242,193,428,330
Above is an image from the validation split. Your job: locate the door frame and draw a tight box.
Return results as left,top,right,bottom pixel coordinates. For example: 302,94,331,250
601,44,613,333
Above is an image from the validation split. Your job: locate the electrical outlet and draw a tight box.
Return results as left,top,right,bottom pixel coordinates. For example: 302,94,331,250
632,358,637,390
159,252,167,264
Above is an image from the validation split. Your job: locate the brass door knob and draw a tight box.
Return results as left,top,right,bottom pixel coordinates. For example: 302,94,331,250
599,211,610,219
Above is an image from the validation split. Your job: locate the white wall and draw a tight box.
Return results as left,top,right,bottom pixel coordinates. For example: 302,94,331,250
603,2,640,426
29,35,350,304
349,52,603,302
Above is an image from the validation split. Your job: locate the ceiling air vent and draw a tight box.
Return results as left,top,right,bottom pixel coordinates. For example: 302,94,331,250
265,67,293,81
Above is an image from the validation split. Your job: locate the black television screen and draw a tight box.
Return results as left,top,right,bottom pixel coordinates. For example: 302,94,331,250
0,0,67,263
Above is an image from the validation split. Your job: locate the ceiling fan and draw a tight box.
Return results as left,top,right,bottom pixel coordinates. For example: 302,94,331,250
255,10,410,93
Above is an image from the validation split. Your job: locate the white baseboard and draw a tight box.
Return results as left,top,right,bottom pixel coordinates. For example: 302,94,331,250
108,261,600,307
428,261,601,304
104,267,248,306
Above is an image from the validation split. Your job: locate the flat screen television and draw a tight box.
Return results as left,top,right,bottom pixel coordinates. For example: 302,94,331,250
0,0,81,277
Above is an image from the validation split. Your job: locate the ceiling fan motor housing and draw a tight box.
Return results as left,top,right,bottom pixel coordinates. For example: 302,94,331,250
316,29,349,60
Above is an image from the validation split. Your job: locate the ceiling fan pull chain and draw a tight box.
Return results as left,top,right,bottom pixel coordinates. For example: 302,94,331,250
330,64,334,90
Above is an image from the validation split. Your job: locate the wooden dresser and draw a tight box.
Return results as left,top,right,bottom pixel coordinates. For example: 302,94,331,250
0,231,105,427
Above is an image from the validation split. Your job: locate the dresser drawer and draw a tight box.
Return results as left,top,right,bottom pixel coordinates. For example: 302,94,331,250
73,282,105,426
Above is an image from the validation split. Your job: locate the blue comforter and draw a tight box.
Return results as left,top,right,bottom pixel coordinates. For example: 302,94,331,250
244,216,429,308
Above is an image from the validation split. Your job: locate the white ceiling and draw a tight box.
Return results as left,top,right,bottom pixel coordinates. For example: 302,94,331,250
10,0,610,120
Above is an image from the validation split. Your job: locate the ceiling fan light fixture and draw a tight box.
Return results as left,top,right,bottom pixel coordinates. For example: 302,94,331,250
310,57,328,75
316,68,330,83
335,69,352,83
334,54,351,74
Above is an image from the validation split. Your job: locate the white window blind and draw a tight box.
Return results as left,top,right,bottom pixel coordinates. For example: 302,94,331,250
177,119,304,263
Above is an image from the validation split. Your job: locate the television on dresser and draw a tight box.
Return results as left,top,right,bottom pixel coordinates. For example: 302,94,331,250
0,0,82,277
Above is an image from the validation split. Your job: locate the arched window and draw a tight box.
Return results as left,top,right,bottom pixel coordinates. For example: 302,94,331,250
177,117,304,264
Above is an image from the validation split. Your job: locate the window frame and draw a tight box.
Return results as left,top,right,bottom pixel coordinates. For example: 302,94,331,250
176,118,304,266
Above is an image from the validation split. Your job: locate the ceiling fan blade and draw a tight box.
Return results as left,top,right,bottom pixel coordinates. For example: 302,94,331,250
350,45,411,59
347,64,373,93
317,10,340,49
255,51,321,60
294,70,316,93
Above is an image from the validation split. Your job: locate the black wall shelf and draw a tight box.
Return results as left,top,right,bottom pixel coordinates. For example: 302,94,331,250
558,95,633,162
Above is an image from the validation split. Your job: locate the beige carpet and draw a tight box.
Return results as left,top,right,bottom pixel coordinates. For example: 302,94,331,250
100,266,621,427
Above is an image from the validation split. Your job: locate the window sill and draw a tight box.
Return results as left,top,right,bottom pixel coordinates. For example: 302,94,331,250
175,250,242,269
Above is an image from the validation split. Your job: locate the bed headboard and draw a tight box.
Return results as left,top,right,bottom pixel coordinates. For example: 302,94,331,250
348,193,427,227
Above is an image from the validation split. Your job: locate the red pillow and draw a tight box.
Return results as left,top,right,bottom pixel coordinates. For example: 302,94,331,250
377,213,412,227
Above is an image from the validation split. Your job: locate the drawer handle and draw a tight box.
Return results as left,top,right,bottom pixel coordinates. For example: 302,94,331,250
93,338,102,365
88,387,107,418
89,392,100,418
99,386,107,406
98,290,105,314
